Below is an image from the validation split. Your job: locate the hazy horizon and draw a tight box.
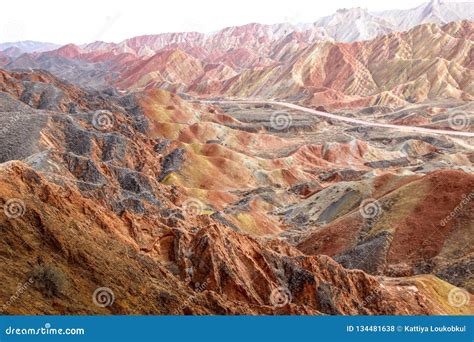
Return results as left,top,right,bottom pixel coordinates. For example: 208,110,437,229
1,0,469,45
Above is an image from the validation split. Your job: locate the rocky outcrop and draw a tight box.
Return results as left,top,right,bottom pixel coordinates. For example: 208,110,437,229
158,148,185,182
0,161,470,315
0,69,472,316
297,170,474,292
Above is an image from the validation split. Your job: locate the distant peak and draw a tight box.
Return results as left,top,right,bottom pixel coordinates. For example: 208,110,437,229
336,7,368,13
50,43,83,58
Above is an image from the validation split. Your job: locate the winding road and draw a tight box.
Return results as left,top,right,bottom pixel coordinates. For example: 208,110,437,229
198,99,474,138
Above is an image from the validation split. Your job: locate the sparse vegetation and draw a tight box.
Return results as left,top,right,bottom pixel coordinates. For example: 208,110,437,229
30,264,68,297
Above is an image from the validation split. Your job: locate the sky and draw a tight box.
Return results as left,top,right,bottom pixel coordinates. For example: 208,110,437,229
0,0,468,45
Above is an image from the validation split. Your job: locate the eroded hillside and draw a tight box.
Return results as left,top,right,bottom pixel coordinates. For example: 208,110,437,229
0,70,472,315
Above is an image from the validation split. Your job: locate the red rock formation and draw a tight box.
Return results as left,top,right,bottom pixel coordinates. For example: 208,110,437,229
6,21,473,111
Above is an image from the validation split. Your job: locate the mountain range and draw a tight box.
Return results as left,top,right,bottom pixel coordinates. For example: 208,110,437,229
0,1,472,315
1,1,473,111
3,0,472,55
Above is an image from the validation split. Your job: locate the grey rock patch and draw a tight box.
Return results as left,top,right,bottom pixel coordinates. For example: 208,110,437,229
101,133,128,162
317,282,342,315
210,212,241,232
56,116,93,156
432,258,474,293
63,153,107,185
364,157,410,169
0,111,48,163
334,231,392,275
317,189,361,225
158,148,185,182
153,139,171,154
